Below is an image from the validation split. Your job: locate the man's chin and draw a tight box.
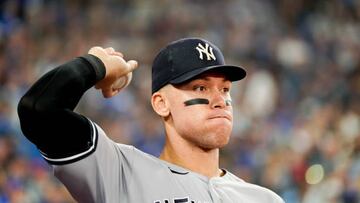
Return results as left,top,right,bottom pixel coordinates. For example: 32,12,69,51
198,136,230,151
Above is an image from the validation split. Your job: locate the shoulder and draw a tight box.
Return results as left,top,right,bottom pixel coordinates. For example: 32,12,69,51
96,123,163,165
220,171,284,203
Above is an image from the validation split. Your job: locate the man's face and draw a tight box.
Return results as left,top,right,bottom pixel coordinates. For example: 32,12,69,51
163,71,233,150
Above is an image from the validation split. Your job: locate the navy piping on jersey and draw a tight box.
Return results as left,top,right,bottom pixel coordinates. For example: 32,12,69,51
168,167,189,175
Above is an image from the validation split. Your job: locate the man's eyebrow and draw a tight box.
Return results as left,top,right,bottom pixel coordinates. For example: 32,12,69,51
191,77,230,82
191,77,209,82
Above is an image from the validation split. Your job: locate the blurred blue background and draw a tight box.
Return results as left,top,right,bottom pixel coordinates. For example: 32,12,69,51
0,0,359,202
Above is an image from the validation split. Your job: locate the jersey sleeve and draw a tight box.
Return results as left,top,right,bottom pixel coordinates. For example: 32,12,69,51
17,54,106,162
52,121,135,203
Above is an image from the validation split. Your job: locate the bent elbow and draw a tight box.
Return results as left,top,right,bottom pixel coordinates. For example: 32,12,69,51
17,95,45,141
18,95,36,122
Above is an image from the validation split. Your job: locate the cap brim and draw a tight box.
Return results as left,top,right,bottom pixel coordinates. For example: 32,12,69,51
170,65,246,84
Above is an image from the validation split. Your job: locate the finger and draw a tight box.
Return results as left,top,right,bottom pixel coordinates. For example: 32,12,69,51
88,46,101,54
112,51,124,58
126,60,138,73
105,89,120,98
96,79,114,90
104,47,115,54
102,88,115,98
88,46,106,56
105,47,123,58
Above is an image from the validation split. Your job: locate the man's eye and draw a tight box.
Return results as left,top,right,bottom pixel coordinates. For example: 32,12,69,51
193,86,206,91
222,88,230,93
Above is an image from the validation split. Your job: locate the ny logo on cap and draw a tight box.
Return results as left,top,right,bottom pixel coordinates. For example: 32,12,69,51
196,43,216,61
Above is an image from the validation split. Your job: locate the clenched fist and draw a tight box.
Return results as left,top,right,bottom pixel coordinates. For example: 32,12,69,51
88,47,138,98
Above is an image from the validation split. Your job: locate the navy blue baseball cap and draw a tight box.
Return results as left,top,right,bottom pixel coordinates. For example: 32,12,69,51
151,38,246,93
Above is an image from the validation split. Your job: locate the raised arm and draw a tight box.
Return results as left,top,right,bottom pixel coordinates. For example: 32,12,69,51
17,47,138,164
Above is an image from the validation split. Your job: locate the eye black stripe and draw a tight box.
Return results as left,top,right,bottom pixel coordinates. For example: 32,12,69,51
225,99,232,106
184,98,209,106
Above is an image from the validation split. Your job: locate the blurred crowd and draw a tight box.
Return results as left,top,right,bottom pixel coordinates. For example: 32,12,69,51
0,0,359,202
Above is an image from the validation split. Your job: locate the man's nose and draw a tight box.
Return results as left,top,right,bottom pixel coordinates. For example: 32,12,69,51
210,92,227,109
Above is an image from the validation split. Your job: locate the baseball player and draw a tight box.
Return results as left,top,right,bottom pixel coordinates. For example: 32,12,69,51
18,38,284,203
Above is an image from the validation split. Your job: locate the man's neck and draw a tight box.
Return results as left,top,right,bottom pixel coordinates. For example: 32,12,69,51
159,130,221,178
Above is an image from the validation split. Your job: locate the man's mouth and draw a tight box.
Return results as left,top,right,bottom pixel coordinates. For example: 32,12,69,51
208,113,232,121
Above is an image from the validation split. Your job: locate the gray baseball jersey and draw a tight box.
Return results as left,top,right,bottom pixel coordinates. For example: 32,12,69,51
42,120,284,203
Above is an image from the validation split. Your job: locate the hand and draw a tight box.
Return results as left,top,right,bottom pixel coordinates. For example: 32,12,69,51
88,47,138,98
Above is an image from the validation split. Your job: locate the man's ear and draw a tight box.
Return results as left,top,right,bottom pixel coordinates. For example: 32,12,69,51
151,92,170,117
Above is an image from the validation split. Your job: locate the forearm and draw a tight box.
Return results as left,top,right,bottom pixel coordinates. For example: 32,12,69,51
18,54,106,160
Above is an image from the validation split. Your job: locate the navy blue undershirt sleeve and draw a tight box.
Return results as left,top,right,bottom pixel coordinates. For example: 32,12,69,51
17,54,106,162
